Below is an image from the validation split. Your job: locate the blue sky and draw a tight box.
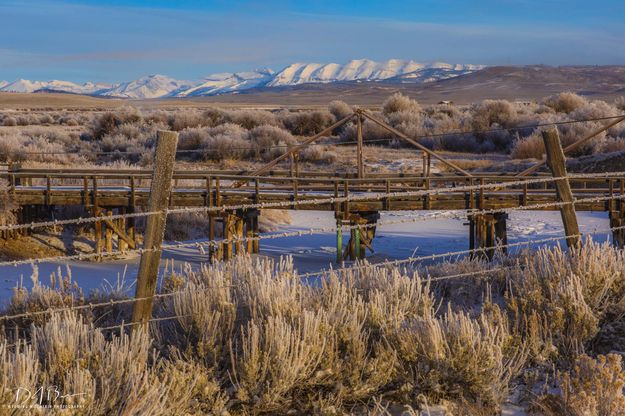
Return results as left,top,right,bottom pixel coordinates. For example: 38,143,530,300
1,0,624,83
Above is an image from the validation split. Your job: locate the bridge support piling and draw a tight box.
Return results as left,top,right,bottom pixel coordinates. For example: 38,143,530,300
94,207,103,261
469,212,508,260
610,209,625,248
118,207,128,253
105,210,113,254
336,219,343,263
338,211,380,261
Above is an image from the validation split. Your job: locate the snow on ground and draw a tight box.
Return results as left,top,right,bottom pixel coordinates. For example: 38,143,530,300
0,210,610,306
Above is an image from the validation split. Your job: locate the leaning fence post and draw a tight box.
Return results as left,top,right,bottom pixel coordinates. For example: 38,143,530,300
131,130,178,329
542,128,581,249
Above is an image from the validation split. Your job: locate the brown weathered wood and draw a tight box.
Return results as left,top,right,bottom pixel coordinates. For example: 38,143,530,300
356,112,365,179
132,130,179,329
105,210,113,253
542,128,581,249
102,216,136,249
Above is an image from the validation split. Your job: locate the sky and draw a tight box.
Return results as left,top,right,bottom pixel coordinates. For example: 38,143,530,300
1,0,625,83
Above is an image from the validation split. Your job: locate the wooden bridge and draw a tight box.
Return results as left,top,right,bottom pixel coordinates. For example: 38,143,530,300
3,166,625,262
3,108,625,263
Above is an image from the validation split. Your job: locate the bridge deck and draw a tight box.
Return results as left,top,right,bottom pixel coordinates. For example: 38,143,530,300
3,168,624,212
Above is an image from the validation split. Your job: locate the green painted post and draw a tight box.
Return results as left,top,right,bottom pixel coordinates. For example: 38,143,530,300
336,220,343,263
354,226,361,259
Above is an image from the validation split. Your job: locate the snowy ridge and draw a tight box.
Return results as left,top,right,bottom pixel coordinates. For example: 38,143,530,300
0,59,485,98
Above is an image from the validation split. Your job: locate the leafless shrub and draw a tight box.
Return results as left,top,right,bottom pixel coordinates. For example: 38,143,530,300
510,131,545,159
615,96,625,112
248,124,296,161
200,123,251,161
544,92,588,114
90,107,142,140
471,99,518,131
168,109,204,131
227,109,278,130
299,145,337,164
328,100,353,120
283,110,335,136
2,116,17,126
382,93,421,115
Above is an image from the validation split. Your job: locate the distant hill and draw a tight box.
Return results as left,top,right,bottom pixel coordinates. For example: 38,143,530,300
192,65,625,105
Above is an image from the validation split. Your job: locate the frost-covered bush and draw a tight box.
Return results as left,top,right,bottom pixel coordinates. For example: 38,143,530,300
248,125,295,161
90,107,143,140
382,92,421,115
227,109,278,130
283,110,335,136
510,131,545,159
2,116,16,126
199,123,251,161
168,109,204,131
328,100,353,120
299,145,337,164
471,99,518,131
544,92,588,114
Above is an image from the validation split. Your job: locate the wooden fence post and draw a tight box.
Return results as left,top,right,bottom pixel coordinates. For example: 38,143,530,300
542,128,581,249
356,111,365,179
131,131,178,328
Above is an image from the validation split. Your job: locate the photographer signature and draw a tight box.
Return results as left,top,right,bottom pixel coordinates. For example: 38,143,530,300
14,385,86,406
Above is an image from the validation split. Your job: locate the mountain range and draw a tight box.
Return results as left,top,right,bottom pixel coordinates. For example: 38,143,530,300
0,59,484,99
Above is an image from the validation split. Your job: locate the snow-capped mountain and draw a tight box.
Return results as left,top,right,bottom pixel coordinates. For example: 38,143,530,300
267,60,484,86
100,74,191,99
1,79,114,94
177,69,274,97
0,59,485,98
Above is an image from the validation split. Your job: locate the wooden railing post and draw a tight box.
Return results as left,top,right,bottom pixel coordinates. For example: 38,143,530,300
356,111,365,179
132,131,178,329
542,128,581,249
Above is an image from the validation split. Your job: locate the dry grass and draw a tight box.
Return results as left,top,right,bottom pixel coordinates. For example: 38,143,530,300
4,240,625,413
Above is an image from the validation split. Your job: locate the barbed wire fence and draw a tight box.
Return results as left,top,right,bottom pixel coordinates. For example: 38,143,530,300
2,116,625,340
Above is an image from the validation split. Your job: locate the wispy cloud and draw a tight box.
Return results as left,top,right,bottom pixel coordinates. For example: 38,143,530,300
1,0,624,82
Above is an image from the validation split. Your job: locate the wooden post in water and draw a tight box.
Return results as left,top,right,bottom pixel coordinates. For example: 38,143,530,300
542,128,581,249
336,218,343,263
132,131,178,329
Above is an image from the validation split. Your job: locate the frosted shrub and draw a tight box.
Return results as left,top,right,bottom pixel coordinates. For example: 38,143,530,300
382,92,421,115
299,145,337,164
615,96,625,112
248,124,296,161
2,116,17,126
328,99,353,120
544,92,588,113
537,354,625,415
471,99,518,131
199,123,251,161
506,242,625,360
510,131,545,159
227,109,278,130
283,110,335,136
90,107,142,140
394,306,526,411
169,109,204,131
